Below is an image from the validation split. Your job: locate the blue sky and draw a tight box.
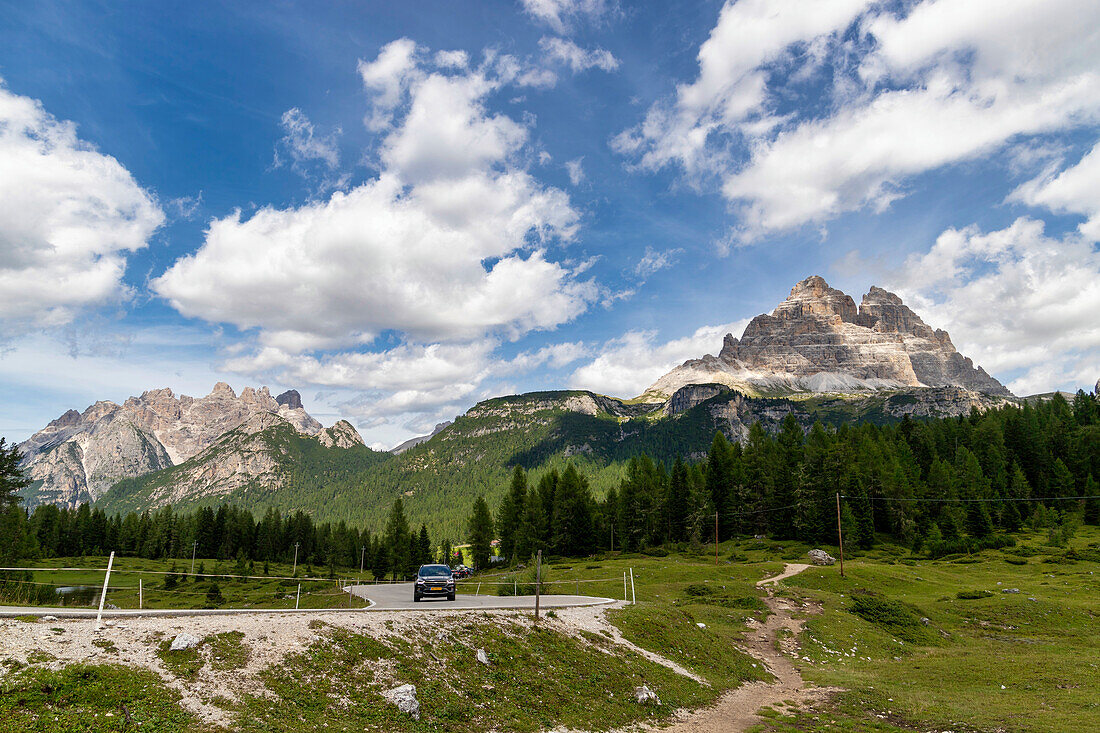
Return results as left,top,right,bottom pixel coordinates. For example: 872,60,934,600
1,0,1098,449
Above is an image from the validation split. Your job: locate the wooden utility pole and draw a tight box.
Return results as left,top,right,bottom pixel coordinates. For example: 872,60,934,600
836,492,845,578
715,511,719,565
534,550,542,622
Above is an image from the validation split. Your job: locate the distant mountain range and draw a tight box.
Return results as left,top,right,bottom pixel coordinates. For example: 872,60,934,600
18,383,364,508
19,275,1068,535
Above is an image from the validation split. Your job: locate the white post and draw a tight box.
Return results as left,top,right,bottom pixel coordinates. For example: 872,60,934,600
476,583,481,596
95,551,115,631
296,583,301,610
139,578,143,610
629,567,636,605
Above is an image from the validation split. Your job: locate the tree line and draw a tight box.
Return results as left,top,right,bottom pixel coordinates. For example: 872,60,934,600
478,391,1100,562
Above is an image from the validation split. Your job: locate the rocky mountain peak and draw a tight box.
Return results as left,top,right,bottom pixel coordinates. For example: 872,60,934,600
775,275,858,322
18,382,329,508
319,419,365,449
276,389,303,410
650,275,1012,401
209,381,237,399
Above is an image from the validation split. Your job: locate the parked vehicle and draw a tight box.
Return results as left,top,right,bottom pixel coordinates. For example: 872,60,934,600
414,564,456,602
451,565,472,579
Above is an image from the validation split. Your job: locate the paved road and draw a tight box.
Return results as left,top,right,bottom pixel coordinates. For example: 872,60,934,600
350,582,614,611
0,584,613,618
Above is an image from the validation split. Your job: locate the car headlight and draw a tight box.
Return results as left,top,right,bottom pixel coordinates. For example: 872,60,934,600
416,578,425,584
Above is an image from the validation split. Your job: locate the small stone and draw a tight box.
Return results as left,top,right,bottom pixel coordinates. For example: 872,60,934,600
696,622,706,628
634,685,661,706
41,616,58,622
1002,588,1019,594
476,648,490,666
169,633,201,651
808,549,836,566
383,684,420,720
920,617,931,626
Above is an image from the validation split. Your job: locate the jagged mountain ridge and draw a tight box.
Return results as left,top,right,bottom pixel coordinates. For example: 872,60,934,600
644,276,1011,401
18,382,362,507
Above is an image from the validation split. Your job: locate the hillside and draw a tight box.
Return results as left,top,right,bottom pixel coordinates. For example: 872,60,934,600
94,384,1014,539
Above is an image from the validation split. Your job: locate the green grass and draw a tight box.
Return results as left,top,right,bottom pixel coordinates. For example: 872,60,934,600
236,617,716,733
0,664,199,732
7,528,1100,732
7,555,370,611
769,526,1100,733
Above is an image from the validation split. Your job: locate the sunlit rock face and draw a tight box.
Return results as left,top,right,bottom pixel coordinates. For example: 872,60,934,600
18,383,334,507
644,276,1011,401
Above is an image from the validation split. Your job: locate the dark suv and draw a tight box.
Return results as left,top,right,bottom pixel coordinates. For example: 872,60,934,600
414,564,456,602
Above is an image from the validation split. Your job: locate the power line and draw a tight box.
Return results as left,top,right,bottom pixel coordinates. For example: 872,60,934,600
843,495,1096,503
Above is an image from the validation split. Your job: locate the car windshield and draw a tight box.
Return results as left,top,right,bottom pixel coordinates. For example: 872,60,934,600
419,565,451,577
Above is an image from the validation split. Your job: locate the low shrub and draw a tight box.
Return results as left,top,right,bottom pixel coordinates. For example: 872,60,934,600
848,594,936,645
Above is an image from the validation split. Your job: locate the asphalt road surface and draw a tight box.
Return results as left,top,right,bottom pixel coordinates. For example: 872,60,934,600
0,584,613,618
350,582,614,611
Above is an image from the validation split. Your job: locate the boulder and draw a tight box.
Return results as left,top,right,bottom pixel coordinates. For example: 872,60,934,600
169,632,201,651
633,685,661,705
808,549,836,566
476,648,490,666
383,684,420,719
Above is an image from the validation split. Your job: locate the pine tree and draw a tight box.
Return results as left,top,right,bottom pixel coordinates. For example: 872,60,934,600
416,524,432,567
384,499,412,580
552,464,594,556
467,496,494,571
0,438,29,509
1083,475,1100,526
706,432,734,540
497,465,528,562
667,457,689,543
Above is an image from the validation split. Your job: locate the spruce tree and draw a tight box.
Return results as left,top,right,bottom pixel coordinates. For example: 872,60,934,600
497,465,528,562
416,524,432,566
384,499,411,580
0,438,29,509
467,496,494,571
667,457,689,543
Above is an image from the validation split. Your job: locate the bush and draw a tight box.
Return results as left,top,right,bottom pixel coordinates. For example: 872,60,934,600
848,594,935,644
641,547,669,557
1005,557,1027,565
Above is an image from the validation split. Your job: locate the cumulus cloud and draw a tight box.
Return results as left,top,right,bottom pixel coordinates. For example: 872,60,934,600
618,0,1100,240
520,0,612,34
0,80,163,336
1010,142,1100,242
569,320,750,398
539,37,619,73
857,217,1100,396
157,41,600,442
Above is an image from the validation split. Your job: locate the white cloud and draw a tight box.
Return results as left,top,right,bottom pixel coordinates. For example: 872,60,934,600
565,157,584,186
569,320,750,397
632,246,682,279
157,42,601,444
520,0,612,34
870,217,1100,396
539,37,619,73
275,107,340,172
618,0,1100,240
357,38,420,131
1010,142,1100,241
0,80,163,335
434,49,469,69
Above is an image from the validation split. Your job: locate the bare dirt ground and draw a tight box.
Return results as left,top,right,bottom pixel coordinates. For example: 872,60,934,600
655,563,839,733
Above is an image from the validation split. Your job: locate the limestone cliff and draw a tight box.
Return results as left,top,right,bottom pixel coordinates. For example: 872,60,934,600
17,383,354,507
644,276,1012,400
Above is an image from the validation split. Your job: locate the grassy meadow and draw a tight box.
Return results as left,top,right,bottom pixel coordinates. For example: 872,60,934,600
2,526,1098,731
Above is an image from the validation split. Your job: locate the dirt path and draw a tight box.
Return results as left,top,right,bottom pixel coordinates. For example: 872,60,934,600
661,563,836,733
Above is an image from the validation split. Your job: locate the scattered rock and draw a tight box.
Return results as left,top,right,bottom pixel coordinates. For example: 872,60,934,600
696,622,707,629
808,549,836,566
476,648,490,666
383,684,420,719
633,685,661,706
1002,588,1020,594
169,633,201,651
920,617,931,626
41,616,58,622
